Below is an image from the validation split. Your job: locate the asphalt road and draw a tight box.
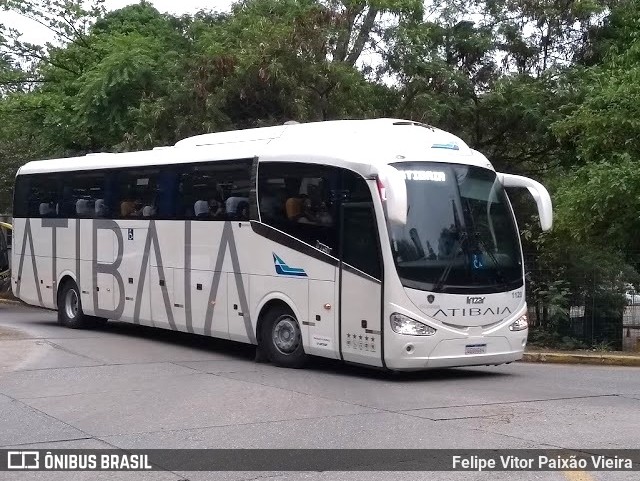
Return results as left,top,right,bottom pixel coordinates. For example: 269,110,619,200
0,303,638,481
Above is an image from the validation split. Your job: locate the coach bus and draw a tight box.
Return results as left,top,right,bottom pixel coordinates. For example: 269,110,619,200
11,119,552,370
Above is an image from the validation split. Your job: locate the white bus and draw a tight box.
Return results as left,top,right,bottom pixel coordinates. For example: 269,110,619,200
11,119,552,370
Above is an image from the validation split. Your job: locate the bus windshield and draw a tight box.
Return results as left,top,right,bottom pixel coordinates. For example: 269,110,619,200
390,162,523,294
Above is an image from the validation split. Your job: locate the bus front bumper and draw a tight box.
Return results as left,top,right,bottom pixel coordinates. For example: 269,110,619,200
384,335,526,371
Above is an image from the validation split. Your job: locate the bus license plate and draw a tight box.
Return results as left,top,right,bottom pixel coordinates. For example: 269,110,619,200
465,344,487,355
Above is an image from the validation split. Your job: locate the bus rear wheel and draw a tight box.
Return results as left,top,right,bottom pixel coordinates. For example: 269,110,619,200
260,306,308,368
57,281,89,329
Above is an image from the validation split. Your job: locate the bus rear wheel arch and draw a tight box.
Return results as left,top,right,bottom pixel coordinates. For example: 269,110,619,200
258,302,308,368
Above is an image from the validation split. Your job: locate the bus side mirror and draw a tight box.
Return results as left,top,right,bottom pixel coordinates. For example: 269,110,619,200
377,165,407,225
497,172,553,231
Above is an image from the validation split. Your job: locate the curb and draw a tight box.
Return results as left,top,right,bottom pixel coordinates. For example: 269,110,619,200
0,298,23,306
522,352,640,367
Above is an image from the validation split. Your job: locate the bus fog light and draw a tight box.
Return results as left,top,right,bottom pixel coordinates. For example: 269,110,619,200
509,315,528,331
390,313,436,336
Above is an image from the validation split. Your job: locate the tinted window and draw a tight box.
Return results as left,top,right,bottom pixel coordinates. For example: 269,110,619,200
0,228,8,272
58,172,106,218
13,176,30,218
13,159,253,220
340,171,381,278
179,160,252,220
258,163,376,257
116,169,161,218
27,175,59,218
342,204,381,279
259,162,341,255
341,170,373,203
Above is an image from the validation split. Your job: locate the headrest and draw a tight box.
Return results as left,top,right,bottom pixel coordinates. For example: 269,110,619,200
39,203,53,216
95,199,106,216
142,205,155,217
76,199,90,215
194,200,209,217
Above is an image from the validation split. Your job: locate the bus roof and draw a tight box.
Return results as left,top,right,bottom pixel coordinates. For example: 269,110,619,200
17,118,494,176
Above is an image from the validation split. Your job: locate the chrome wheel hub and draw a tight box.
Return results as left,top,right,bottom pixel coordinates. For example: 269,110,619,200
64,289,79,319
272,316,300,354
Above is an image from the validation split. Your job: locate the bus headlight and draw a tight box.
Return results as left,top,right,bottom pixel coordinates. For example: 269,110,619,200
390,313,436,336
509,315,528,331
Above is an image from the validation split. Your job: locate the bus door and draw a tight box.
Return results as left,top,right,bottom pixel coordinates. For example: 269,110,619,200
0,224,9,274
339,202,384,367
0,223,10,294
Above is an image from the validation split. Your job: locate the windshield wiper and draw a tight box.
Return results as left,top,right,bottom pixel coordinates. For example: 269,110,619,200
458,193,509,289
432,230,467,292
472,232,508,288
432,199,467,292
409,228,426,259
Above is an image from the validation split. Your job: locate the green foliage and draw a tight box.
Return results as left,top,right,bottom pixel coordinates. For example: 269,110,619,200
553,67,640,164
553,155,640,253
591,340,614,352
528,329,587,351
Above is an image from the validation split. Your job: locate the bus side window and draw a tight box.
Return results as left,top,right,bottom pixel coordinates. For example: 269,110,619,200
13,175,30,218
219,161,251,220
258,162,340,254
70,173,106,219
28,174,60,218
176,160,251,221
179,165,222,220
117,169,159,218
340,169,373,203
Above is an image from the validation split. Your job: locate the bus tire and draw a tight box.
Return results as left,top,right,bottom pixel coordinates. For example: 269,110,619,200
57,281,89,329
260,306,308,368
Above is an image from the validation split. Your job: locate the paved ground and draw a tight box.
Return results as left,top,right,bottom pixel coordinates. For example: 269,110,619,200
0,304,638,481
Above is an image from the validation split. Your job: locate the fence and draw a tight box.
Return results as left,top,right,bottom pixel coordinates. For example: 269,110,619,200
524,254,640,351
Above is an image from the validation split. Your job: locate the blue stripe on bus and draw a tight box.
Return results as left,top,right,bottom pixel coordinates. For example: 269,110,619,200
273,253,308,277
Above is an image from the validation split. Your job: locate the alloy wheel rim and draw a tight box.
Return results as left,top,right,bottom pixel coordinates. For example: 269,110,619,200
64,289,78,319
272,316,300,354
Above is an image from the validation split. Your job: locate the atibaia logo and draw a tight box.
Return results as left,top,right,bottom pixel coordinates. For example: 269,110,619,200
273,254,307,277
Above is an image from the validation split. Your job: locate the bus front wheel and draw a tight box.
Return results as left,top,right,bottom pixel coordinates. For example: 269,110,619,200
260,306,308,368
57,281,89,329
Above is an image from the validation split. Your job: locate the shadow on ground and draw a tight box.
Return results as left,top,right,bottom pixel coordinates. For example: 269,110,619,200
24,316,513,383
